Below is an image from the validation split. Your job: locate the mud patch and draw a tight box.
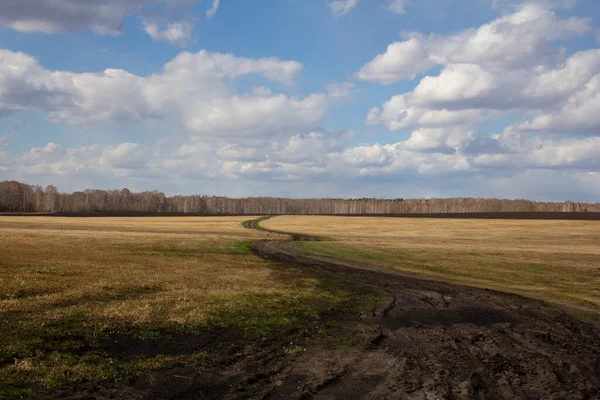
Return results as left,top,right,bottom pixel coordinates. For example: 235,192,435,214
246,217,600,399
98,326,244,361
383,306,515,329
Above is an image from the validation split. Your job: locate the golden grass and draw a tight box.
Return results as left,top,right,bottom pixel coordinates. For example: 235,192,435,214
0,217,271,326
0,216,379,397
263,216,600,319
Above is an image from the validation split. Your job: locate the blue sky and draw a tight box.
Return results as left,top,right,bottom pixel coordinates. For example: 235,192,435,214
0,0,599,201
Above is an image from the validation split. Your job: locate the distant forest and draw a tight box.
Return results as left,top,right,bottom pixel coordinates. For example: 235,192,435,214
1,180,598,214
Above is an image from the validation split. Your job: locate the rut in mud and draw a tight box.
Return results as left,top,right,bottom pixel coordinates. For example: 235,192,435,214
247,216,600,400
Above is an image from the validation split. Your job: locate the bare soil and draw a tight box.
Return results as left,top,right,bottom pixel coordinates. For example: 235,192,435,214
247,217,600,399
39,216,600,399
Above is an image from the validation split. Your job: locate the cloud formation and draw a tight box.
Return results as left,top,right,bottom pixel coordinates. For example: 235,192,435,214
362,3,600,136
1,1,599,201
143,19,194,46
327,0,359,17
0,0,213,45
0,48,328,139
359,3,590,84
3,128,599,199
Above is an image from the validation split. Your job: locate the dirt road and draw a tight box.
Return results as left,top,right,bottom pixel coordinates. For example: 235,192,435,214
247,216,600,399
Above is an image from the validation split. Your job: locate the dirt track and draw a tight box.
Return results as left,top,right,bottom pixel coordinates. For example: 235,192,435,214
247,217,600,400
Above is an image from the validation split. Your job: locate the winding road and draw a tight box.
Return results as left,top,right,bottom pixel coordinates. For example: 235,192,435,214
244,216,600,399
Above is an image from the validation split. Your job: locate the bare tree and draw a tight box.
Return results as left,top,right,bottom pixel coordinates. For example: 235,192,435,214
1,180,599,215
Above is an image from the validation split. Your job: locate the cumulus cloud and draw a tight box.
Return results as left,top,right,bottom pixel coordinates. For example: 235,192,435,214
143,19,194,46
517,74,600,134
328,0,359,17
363,2,600,136
357,38,434,84
185,91,327,138
0,48,328,139
359,3,590,85
366,95,481,130
401,128,474,153
100,143,154,170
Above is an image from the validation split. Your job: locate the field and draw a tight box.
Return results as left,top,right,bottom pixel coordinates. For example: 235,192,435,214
0,216,380,399
2,215,600,399
262,216,600,321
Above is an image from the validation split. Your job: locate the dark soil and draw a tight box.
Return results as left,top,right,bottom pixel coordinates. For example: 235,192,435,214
247,218,600,399
251,239,600,399
47,326,299,400
37,216,600,399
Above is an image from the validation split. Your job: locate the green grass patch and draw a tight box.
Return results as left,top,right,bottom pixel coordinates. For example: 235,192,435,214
227,241,253,255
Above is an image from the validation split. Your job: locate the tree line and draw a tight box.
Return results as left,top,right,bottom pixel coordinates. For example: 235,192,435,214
1,180,598,214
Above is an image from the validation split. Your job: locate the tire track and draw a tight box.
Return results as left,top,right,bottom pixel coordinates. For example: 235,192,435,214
244,216,600,399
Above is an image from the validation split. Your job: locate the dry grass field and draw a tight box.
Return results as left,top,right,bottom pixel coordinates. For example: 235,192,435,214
0,217,379,399
262,216,600,321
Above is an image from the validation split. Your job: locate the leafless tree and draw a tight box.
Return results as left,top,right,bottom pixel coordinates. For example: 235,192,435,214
1,180,598,214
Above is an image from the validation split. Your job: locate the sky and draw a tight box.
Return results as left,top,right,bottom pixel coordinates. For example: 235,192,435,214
0,0,599,201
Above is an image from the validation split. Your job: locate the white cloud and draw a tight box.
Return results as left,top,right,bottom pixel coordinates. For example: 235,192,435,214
0,0,207,46
100,143,153,169
525,137,600,169
342,144,392,167
398,49,600,112
357,38,434,84
363,3,600,137
388,0,408,14
206,0,221,19
518,74,600,134
358,3,590,85
3,126,600,200
143,19,194,46
401,128,474,153
326,82,355,99
185,91,327,138
366,94,481,130
442,3,588,68
0,48,323,139
276,132,344,165
328,0,359,17
162,51,303,85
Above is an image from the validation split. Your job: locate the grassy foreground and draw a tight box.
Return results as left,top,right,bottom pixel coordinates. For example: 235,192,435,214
262,216,600,321
0,217,381,399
